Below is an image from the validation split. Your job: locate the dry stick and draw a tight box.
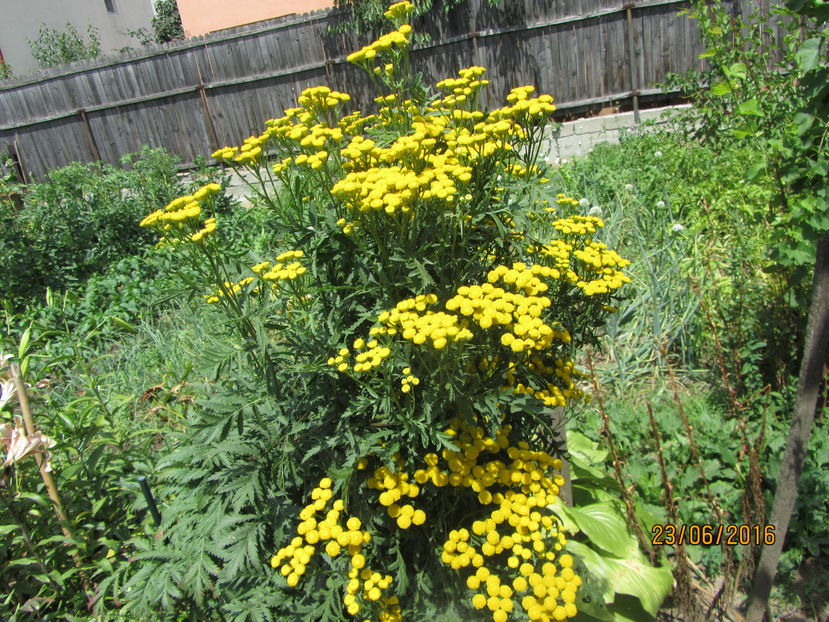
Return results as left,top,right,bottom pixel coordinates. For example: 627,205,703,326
646,402,696,621
658,341,738,616
690,275,768,595
584,349,655,563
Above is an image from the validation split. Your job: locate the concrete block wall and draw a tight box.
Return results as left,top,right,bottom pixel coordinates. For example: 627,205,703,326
542,104,691,164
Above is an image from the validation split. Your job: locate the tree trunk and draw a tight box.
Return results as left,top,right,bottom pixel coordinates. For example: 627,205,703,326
745,233,829,621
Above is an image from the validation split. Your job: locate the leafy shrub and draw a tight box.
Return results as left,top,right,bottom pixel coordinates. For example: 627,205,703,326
151,0,185,44
0,147,213,307
113,3,666,620
28,23,101,69
0,315,162,621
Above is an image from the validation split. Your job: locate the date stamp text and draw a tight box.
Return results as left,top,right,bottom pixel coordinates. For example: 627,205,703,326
651,524,775,547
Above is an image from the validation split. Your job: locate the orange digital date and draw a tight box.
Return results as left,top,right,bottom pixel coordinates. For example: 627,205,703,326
651,523,775,547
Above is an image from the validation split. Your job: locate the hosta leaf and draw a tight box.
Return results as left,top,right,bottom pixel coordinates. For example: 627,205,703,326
567,540,672,617
567,431,608,464
558,502,632,557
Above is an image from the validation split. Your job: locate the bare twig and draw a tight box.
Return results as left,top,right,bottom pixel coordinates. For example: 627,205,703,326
585,348,655,563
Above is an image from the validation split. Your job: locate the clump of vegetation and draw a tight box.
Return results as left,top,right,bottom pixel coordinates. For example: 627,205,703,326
1,1,827,621
28,23,101,69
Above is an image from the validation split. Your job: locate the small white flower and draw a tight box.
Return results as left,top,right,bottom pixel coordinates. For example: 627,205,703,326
588,206,603,217
654,150,663,158
671,222,685,233
656,200,666,209
624,184,634,192
579,198,590,208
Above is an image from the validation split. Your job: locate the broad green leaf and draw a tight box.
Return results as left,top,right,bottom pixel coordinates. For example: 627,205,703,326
0,524,18,536
567,540,673,617
567,431,608,464
745,163,766,181
796,37,822,72
548,497,579,534
727,62,747,80
710,81,732,96
561,502,633,557
697,49,716,59
736,98,762,116
707,26,723,35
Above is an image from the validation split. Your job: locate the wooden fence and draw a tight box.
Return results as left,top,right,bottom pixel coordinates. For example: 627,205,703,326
0,0,784,181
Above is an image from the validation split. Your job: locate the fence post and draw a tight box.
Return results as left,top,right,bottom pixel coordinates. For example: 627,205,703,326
194,57,220,151
624,2,641,123
78,108,101,161
471,32,489,108
6,141,28,185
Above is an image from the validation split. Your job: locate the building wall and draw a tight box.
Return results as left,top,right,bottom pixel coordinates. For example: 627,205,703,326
0,0,155,76
175,0,335,37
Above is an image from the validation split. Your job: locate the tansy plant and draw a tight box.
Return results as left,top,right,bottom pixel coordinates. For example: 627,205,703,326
136,2,640,620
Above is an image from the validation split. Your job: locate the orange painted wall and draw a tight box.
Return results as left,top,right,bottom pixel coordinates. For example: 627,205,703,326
176,0,335,37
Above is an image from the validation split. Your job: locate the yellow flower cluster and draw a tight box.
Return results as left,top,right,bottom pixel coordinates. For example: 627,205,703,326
140,196,199,228
232,135,266,165
327,337,392,373
490,86,557,123
367,461,426,528
572,242,631,296
140,183,222,245
523,215,632,296
400,367,420,393
190,217,217,243
331,148,472,216
552,215,602,237
435,66,490,108
555,194,580,209
205,277,255,304
297,85,351,112
383,0,413,21
271,478,402,620
211,146,239,161
445,263,571,355
346,25,412,65
261,250,307,282
357,417,580,621
509,358,583,408
374,295,474,350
